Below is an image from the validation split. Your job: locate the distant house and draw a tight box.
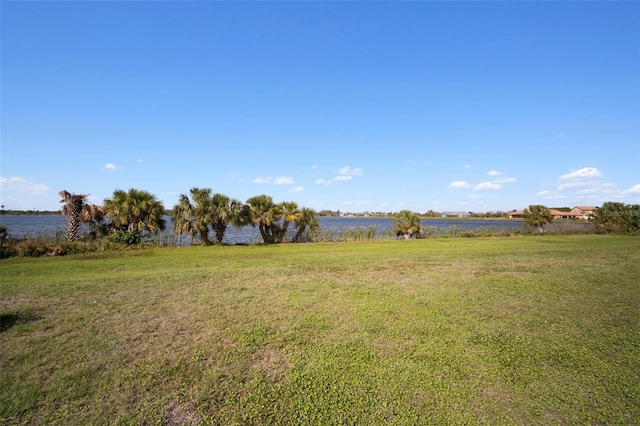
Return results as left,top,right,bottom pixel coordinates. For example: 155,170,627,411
508,210,524,219
442,211,470,218
571,206,597,220
508,206,596,220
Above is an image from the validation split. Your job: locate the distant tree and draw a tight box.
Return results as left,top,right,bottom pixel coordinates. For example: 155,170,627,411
591,202,640,234
393,210,424,239
523,205,553,233
292,207,319,242
104,188,166,236
423,210,440,218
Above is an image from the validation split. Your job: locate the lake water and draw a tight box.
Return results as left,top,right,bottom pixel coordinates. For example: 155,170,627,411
0,214,528,245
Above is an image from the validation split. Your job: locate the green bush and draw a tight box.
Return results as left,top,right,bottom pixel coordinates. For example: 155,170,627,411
104,230,143,246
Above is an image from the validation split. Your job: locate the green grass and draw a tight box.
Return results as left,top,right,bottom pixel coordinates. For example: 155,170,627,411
1,235,639,425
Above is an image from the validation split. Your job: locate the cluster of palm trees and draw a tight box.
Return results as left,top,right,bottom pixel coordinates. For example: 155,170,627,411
59,188,320,245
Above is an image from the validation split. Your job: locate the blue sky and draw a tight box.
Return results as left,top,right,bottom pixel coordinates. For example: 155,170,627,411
2,1,638,213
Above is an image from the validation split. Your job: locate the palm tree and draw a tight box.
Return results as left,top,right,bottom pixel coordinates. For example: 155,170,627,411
292,207,319,242
81,203,107,239
172,188,215,244
276,201,299,242
59,190,88,242
242,195,280,244
211,193,243,244
172,193,199,243
523,205,553,233
104,188,166,235
393,210,423,239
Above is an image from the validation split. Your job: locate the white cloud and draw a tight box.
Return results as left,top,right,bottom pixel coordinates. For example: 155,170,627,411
289,186,304,193
474,181,502,191
336,166,363,176
537,190,551,196
315,178,332,185
493,177,516,184
623,184,640,195
558,181,596,190
559,167,602,181
462,164,472,170
311,165,318,169
274,176,294,185
102,163,122,171
252,177,272,184
487,170,502,177
334,175,353,182
551,168,639,203
449,180,473,189
576,187,604,195
0,176,50,194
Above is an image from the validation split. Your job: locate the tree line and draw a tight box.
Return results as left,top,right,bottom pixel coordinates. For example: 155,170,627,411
58,188,434,245
59,188,321,245
523,203,640,234
49,191,640,245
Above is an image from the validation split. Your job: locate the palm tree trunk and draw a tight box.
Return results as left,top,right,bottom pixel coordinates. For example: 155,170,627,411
215,223,226,244
292,224,305,243
199,229,210,245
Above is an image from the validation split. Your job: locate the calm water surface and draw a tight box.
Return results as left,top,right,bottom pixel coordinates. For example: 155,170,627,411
0,215,526,244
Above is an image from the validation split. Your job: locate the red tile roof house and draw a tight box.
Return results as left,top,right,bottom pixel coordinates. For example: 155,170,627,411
508,206,597,220
571,206,597,220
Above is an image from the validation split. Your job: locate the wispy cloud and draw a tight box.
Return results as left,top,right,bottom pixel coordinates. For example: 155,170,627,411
336,166,363,177
102,163,123,171
551,167,639,203
559,167,602,181
0,176,50,194
623,184,640,195
289,186,304,193
315,178,332,186
487,170,502,177
493,177,516,184
274,176,294,185
462,164,472,170
252,176,295,185
556,167,604,193
474,181,502,191
318,165,364,183
449,180,473,189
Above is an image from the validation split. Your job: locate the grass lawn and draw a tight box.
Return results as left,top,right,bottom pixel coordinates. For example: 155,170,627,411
1,235,639,425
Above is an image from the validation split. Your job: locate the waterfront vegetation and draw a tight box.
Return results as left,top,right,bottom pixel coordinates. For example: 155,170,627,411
1,190,638,259
1,235,639,424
